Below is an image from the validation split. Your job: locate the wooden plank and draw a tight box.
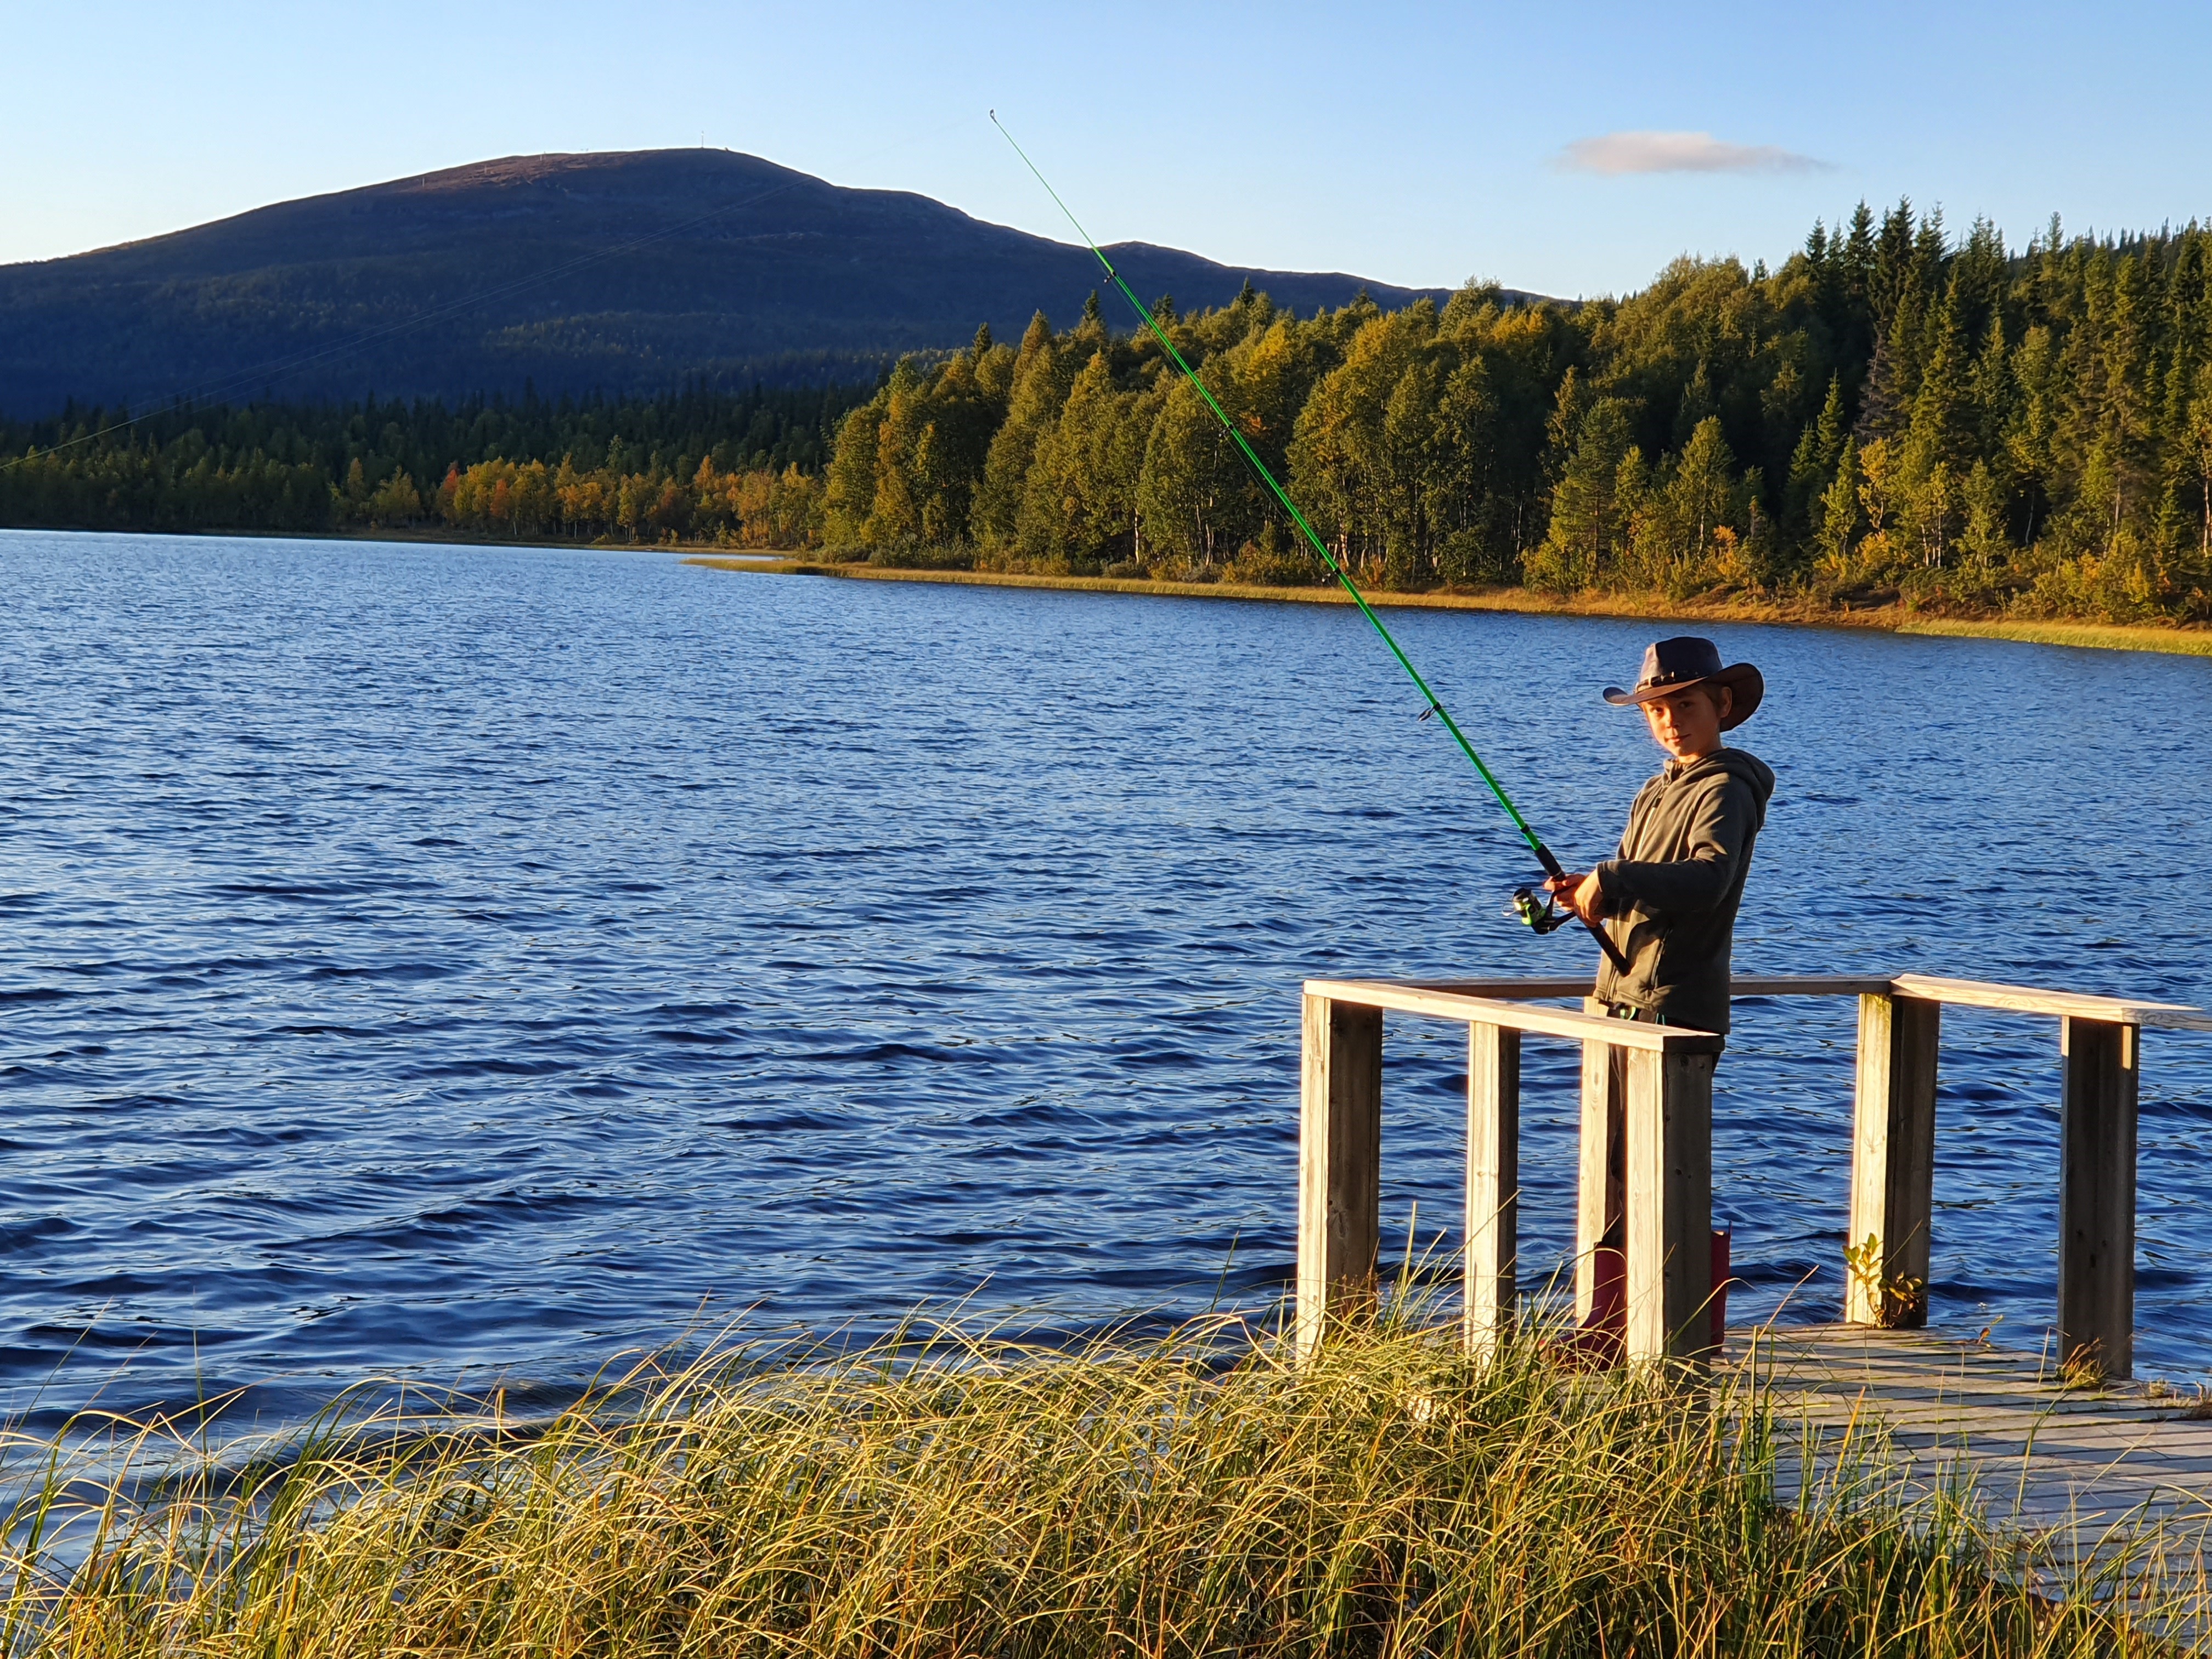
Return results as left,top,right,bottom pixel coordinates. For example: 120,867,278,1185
2058,1016,2139,1380
1575,997,1624,1323
1295,994,1382,1363
1302,979,1722,1052
1625,1045,1714,1364
1844,993,1940,1327
1369,974,2212,1030
1408,977,1593,1000
1409,974,1893,1001
1463,1022,1520,1356
1728,974,1899,998
1892,973,2212,1031
2132,1005,2212,1033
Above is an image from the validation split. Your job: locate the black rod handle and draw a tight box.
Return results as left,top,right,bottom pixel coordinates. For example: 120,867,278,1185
1580,911,1633,977
1531,841,1633,977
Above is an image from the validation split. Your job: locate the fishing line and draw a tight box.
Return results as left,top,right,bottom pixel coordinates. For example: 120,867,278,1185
3,117,976,474
989,112,1628,974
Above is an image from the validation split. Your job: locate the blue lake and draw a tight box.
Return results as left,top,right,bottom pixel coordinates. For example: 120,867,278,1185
3,527,2210,1432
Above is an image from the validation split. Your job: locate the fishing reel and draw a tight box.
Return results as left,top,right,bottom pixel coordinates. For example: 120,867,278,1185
1508,884,1573,935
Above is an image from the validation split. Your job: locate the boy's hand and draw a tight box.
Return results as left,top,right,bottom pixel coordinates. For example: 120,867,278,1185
1545,871,1607,923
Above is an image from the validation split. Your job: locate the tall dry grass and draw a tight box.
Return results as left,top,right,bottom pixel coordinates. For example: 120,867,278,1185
0,1310,2199,1657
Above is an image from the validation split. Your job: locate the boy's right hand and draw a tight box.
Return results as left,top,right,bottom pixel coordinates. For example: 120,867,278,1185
1545,871,1607,923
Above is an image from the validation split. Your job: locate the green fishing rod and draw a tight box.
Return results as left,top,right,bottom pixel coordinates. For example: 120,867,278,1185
990,113,1629,975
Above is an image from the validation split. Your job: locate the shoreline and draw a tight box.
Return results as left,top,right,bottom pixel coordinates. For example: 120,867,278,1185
19,527,2204,658
686,556,2212,659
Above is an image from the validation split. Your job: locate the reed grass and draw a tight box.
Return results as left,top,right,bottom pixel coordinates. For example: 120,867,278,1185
2,1310,2202,1657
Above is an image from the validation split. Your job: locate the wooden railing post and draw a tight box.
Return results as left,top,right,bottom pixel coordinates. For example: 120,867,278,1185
1846,992,1940,1326
1624,1039,1716,1365
1575,998,1625,1322
1464,1020,1520,1356
1296,992,1381,1363
1291,973,2200,1381
2058,1016,2138,1380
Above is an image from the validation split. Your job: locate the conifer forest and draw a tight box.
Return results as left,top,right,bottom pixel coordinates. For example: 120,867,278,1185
0,385,867,550
9,204,2212,624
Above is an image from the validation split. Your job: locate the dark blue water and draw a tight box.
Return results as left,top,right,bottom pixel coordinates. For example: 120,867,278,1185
3,528,2210,1431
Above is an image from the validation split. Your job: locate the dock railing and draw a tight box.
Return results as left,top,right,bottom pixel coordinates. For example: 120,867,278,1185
1297,973,2212,1379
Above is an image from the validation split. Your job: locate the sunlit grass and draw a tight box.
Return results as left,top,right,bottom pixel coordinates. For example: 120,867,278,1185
1895,617,2212,657
685,558,2212,659
2,1307,2200,1656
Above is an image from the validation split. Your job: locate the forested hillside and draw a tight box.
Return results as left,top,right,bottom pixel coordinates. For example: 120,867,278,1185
0,383,867,541
0,149,1455,414
7,204,2209,625
815,208,2212,623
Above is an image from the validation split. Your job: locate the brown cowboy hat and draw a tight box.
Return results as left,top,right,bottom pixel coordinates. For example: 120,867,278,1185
1602,636,1763,730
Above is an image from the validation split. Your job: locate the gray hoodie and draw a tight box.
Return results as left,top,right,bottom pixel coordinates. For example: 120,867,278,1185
1592,746,1776,1036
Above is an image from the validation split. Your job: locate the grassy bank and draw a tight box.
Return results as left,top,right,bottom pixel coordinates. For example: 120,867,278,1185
689,557,2212,660
1891,617,2212,656
3,1314,2193,1657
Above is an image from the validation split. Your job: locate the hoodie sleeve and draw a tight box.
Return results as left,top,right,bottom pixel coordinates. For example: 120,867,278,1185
1594,775,1758,918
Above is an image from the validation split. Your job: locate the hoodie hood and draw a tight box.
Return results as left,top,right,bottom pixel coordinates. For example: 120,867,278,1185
1670,747,1775,827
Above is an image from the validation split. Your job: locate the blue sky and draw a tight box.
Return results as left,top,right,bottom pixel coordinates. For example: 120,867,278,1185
5,1,2207,298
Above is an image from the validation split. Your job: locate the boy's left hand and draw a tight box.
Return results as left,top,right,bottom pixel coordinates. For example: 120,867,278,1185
1545,871,1607,923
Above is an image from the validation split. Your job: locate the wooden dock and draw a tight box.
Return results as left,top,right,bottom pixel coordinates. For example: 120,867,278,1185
1295,970,2212,1600
1740,1323,2212,1534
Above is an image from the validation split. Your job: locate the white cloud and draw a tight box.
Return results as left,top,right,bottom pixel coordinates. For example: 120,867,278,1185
1555,131,1832,177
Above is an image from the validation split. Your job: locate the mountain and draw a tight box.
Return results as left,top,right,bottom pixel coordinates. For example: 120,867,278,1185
0,150,1508,416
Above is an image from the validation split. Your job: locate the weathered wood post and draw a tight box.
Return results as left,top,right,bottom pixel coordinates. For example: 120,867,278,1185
1575,998,1624,1323
1463,1020,1520,1355
1296,991,1382,1363
1624,1035,1719,1365
1845,991,1940,1326
2058,1015,2138,1380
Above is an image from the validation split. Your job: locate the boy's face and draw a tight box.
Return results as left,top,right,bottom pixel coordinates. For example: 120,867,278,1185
1640,684,1730,760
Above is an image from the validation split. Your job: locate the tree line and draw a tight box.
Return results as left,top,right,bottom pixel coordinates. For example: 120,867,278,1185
820,208,2212,623
0,383,869,544
5,206,2210,623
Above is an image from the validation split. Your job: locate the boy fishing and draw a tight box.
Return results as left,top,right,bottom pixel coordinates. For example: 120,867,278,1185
1542,637,1774,1345
1544,636,1774,1040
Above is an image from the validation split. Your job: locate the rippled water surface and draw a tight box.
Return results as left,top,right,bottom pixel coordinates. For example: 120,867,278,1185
4,528,2211,1428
